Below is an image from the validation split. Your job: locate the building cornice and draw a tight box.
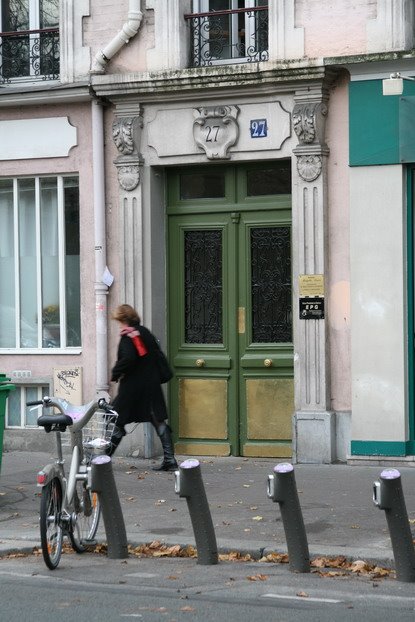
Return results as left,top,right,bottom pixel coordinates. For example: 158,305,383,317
90,60,332,103
0,82,92,107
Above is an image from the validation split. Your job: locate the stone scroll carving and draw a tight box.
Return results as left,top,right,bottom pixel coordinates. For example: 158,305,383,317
293,100,328,181
113,117,141,155
113,115,143,191
292,102,328,146
193,105,240,159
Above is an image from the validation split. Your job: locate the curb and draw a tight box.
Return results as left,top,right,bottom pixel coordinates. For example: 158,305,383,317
0,536,396,570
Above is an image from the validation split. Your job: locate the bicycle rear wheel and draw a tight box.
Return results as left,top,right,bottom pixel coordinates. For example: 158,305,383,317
69,480,101,553
40,478,63,570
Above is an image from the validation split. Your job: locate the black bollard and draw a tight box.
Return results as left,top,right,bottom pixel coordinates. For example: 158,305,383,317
373,468,415,582
267,463,310,573
174,459,218,565
90,455,128,559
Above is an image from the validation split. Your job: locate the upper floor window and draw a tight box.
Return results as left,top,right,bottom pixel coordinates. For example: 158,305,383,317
0,175,81,351
186,1,268,67
0,0,59,83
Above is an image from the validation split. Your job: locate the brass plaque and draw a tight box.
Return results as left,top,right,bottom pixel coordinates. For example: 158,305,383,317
179,378,227,439
299,274,324,297
246,378,294,440
243,443,292,458
175,442,231,456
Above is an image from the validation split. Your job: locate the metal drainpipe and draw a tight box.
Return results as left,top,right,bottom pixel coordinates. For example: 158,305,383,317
91,98,109,396
91,0,143,73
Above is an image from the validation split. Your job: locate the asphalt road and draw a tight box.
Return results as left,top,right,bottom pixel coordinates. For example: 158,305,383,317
1,551,414,622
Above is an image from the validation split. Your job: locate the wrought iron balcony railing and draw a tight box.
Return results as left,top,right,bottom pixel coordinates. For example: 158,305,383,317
185,5,268,67
0,27,59,84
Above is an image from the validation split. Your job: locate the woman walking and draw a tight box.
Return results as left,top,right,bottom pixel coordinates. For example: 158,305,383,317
109,304,178,472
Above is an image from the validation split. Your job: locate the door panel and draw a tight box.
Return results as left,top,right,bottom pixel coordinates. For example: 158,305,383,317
238,211,293,457
169,212,237,456
167,164,293,457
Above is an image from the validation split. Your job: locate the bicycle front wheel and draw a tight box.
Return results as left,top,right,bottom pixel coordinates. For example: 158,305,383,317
40,478,63,570
69,481,101,553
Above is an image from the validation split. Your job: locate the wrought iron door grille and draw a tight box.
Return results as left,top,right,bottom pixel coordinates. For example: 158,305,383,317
184,229,223,344
251,226,292,343
0,27,59,83
185,5,268,67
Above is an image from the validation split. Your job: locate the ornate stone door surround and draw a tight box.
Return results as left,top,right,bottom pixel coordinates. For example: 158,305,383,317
291,83,335,464
109,79,336,463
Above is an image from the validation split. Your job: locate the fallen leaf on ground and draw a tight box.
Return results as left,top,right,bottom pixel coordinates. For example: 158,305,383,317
260,552,289,563
297,591,309,598
247,574,268,581
252,516,263,521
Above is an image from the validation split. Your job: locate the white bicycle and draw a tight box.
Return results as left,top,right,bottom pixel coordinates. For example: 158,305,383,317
28,396,118,570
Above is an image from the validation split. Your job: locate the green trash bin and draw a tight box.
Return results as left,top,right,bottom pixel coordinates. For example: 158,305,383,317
0,374,15,474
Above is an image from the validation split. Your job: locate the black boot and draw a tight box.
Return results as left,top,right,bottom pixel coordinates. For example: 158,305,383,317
107,425,125,457
152,423,178,471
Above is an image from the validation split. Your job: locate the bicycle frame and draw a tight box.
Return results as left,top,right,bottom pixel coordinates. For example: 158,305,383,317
29,395,118,569
35,398,99,505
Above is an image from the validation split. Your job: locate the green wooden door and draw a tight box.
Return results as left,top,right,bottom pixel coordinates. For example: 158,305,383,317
167,163,293,457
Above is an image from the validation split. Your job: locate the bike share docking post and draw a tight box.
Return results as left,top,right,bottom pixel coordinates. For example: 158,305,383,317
174,459,218,565
267,463,310,573
90,455,128,559
373,469,415,582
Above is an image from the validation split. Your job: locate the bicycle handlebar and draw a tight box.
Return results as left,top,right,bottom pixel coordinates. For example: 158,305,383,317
27,396,117,433
26,400,44,406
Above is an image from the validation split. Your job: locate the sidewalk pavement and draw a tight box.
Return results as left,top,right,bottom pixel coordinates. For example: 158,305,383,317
1,449,415,568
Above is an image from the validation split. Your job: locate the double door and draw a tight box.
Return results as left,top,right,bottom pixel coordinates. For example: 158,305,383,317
167,164,293,457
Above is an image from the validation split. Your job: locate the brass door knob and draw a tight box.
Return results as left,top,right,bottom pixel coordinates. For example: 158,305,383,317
264,358,273,367
196,358,205,367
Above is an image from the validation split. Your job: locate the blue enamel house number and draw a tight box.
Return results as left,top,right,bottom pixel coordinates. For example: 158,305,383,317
250,119,267,138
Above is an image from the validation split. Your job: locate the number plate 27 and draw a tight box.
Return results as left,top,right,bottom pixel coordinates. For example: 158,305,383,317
250,119,268,138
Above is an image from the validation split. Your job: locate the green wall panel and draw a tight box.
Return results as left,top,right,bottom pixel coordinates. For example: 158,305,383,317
351,440,415,456
349,79,415,167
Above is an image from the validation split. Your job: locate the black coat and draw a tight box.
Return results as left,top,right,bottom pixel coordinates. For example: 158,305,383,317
110,324,167,427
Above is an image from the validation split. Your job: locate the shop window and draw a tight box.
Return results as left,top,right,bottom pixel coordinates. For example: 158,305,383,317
6,383,49,427
0,175,81,351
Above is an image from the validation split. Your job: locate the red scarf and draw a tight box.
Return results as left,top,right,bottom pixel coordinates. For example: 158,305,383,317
120,326,148,356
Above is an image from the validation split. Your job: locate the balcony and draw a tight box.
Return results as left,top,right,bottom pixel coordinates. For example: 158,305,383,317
185,5,268,67
0,27,59,84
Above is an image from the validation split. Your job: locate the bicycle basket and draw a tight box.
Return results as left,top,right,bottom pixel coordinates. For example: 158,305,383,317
82,410,118,454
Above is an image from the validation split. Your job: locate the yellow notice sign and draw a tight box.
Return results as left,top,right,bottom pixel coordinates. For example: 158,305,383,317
299,274,325,297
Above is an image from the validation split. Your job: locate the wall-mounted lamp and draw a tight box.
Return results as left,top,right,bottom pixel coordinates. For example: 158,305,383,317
382,72,415,96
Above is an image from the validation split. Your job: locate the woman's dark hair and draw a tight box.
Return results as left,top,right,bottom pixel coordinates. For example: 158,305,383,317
112,304,141,326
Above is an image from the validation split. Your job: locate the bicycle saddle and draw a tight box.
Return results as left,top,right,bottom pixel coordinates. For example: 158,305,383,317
38,414,73,432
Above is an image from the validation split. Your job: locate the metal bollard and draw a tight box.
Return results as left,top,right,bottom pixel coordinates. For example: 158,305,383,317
90,455,128,559
174,459,218,565
267,463,310,573
373,468,415,582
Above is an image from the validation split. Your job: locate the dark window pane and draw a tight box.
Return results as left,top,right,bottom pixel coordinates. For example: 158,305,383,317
247,162,291,196
184,230,222,343
251,226,292,342
64,177,81,347
180,172,225,200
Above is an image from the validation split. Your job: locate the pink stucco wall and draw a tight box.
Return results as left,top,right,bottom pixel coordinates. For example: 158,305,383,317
84,0,153,74
296,0,377,58
0,103,97,402
326,71,351,411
